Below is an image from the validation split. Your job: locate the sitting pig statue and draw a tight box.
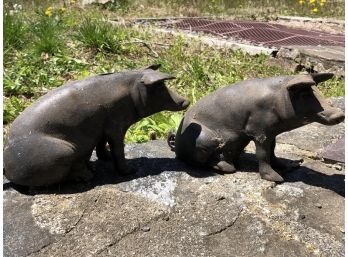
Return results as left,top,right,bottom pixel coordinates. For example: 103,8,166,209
169,73,344,182
4,65,189,186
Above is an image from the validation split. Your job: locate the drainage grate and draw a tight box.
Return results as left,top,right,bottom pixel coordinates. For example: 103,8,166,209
163,18,344,47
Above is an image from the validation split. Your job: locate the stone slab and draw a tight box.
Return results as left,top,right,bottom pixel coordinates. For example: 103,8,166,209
3,191,56,257
275,46,345,76
321,136,345,163
3,137,344,257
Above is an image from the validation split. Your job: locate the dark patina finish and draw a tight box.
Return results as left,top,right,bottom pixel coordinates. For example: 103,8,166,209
170,73,344,182
4,65,189,186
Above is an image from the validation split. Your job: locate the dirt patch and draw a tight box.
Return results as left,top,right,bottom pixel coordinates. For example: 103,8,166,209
270,16,344,34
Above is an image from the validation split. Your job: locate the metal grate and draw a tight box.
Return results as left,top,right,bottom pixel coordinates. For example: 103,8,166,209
163,18,344,47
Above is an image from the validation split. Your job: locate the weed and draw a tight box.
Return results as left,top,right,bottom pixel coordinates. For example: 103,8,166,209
4,51,89,98
319,77,345,97
30,10,66,55
4,12,28,51
3,96,32,124
126,112,183,142
76,17,125,53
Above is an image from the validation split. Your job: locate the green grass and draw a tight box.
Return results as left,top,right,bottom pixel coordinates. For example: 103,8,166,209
31,11,66,55
100,0,344,19
3,96,32,125
4,13,28,51
4,0,344,19
3,3,345,142
75,17,123,53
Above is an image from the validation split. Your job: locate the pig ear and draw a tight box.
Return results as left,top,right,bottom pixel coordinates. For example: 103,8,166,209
310,73,334,84
141,70,175,85
142,64,161,71
286,75,315,91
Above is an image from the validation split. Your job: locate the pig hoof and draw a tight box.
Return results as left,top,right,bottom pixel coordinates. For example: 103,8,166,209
212,161,236,173
260,172,284,183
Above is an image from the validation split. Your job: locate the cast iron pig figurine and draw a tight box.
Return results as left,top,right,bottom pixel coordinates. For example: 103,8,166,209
169,73,344,182
4,65,189,186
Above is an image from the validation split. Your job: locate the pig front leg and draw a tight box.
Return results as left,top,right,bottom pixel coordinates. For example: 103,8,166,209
105,130,135,175
255,138,284,183
270,139,301,172
96,137,111,161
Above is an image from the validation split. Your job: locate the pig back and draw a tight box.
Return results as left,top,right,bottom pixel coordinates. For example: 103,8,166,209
183,79,277,132
7,73,135,142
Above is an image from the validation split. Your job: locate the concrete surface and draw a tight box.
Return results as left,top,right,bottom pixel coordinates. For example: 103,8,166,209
3,98,345,257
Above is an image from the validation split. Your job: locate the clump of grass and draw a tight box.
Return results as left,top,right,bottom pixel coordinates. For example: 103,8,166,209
4,12,28,50
31,11,65,55
75,17,126,53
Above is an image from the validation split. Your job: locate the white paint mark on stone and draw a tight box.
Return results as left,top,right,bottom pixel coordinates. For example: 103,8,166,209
275,184,304,198
121,171,177,207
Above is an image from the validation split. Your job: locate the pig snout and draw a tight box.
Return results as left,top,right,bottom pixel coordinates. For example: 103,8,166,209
168,89,190,111
180,99,190,109
317,107,345,125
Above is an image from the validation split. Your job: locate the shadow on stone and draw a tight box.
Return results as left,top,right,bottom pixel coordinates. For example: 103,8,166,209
3,157,217,196
239,152,344,196
4,153,344,197
284,166,345,197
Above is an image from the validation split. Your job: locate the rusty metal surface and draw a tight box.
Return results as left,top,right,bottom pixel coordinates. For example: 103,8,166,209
163,18,344,47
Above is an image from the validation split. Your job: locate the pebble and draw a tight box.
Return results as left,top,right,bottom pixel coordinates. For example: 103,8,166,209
340,228,345,234
141,226,150,232
334,165,343,171
300,214,306,220
216,195,226,201
199,231,209,237
314,203,322,209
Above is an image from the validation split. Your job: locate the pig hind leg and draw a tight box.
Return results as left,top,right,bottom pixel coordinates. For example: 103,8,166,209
176,123,219,166
4,135,77,186
192,126,237,173
175,122,234,172
221,136,251,171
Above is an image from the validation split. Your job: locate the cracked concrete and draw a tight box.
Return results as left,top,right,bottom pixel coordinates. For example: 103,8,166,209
3,98,344,257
